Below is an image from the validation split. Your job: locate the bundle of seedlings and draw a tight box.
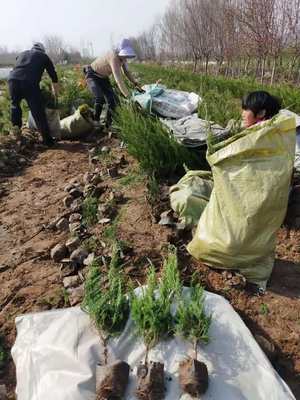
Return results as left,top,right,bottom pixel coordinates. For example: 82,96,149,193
130,247,181,400
175,282,211,397
82,244,130,400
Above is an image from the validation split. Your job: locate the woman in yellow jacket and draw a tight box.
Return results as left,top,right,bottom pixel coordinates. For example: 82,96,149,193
84,38,142,129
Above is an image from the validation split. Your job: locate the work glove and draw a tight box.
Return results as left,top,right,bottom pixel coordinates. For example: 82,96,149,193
134,84,145,93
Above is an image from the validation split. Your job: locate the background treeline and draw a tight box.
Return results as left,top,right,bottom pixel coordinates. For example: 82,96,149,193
131,0,300,84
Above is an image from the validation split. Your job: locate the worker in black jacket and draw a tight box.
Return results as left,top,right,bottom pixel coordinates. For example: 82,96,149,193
8,42,59,146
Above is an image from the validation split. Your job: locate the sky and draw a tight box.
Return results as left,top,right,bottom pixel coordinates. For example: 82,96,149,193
0,0,170,55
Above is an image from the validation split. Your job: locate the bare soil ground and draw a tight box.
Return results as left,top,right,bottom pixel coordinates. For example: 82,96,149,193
0,137,299,399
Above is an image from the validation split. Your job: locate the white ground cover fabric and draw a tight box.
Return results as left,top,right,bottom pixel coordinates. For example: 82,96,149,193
12,289,295,400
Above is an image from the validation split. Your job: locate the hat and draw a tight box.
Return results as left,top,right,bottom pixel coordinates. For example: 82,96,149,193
118,38,136,58
32,42,46,53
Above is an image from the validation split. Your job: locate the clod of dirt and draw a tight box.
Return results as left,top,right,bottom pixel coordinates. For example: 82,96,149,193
91,174,102,185
63,275,80,289
179,358,208,397
159,210,175,227
67,284,84,306
69,222,82,235
107,166,119,178
63,195,74,208
66,237,80,253
69,187,83,199
101,146,110,154
83,172,93,184
83,253,95,266
50,243,68,262
69,213,82,223
70,248,89,267
96,360,130,400
56,217,69,231
136,361,165,400
70,198,82,213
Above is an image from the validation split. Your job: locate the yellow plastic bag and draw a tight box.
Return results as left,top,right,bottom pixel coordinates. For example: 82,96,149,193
169,170,213,228
187,114,296,288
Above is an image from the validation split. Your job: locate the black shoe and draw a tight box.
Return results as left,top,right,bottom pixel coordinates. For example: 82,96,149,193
42,137,56,147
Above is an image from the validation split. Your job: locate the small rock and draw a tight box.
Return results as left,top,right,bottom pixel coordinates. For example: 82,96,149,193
63,195,74,208
97,203,111,218
83,253,95,266
18,157,27,165
69,177,81,185
69,213,82,223
98,218,111,225
90,156,99,164
64,183,76,192
70,248,89,267
108,190,123,203
101,146,110,153
65,237,80,253
69,222,82,235
63,275,80,289
89,147,97,156
107,166,118,178
60,262,77,277
51,244,68,262
83,172,93,184
56,217,69,231
90,174,102,185
69,187,82,199
159,210,175,226
70,198,82,213
84,184,103,198
67,284,84,306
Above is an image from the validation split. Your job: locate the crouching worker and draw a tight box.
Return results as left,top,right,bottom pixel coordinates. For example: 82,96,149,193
8,42,59,146
84,38,143,130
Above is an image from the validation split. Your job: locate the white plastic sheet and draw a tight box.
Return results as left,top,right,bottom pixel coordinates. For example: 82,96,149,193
12,289,295,400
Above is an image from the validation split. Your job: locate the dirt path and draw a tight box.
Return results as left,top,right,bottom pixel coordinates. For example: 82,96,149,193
0,141,89,397
0,139,300,399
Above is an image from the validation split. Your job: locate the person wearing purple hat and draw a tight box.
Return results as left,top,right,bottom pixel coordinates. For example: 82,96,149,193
83,38,143,129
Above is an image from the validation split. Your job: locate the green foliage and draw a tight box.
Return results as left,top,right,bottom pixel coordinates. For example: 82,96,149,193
175,284,211,345
82,196,98,226
82,236,100,253
115,103,203,178
259,303,269,315
57,68,93,118
82,248,129,336
117,170,144,187
130,247,181,349
103,213,121,243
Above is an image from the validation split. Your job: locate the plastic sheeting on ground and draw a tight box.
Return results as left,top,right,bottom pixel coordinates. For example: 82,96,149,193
11,288,295,400
188,114,296,289
133,84,200,119
28,108,61,139
170,170,213,228
60,108,93,139
161,114,231,148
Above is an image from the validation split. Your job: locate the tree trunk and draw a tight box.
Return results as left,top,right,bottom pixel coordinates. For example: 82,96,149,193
261,57,266,84
270,57,277,86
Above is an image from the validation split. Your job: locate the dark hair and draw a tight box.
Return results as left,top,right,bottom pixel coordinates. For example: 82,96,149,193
242,91,281,119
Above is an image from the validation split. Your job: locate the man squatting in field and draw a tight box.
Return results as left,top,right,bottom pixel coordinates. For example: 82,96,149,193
84,38,143,129
8,42,59,147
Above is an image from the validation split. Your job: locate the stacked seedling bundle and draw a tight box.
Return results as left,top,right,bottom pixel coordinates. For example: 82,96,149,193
82,244,130,400
130,247,180,400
